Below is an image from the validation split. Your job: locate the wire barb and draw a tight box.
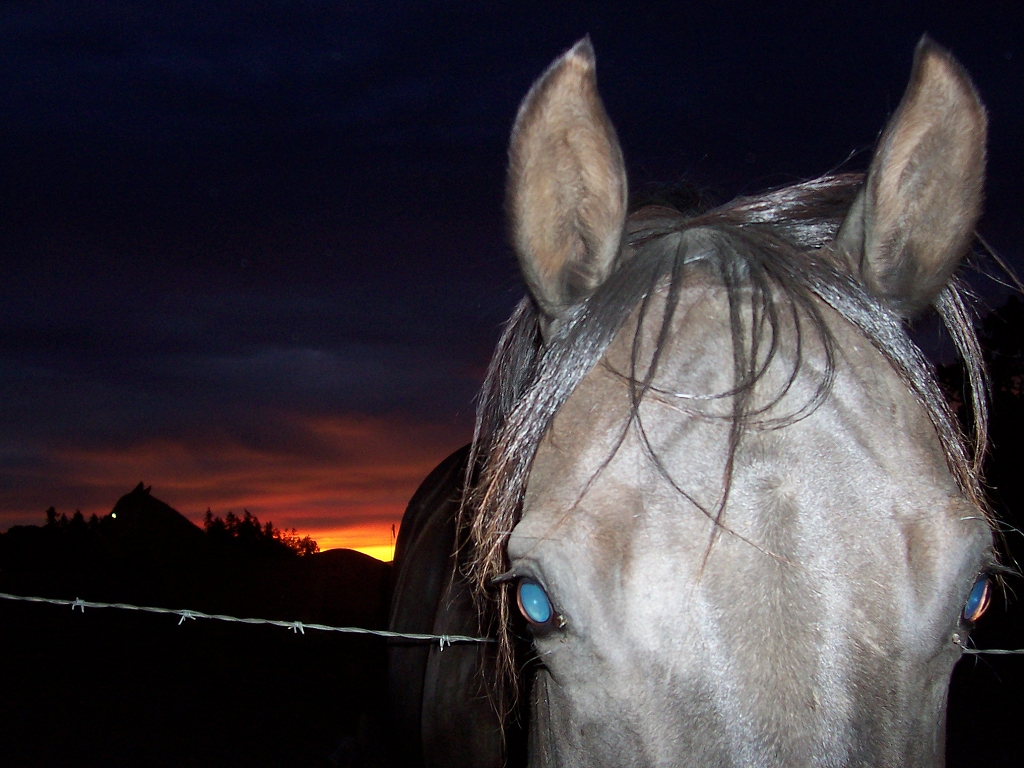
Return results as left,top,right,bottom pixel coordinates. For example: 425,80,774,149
953,632,1024,655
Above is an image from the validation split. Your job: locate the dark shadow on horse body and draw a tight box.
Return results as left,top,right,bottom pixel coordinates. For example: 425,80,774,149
387,446,525,768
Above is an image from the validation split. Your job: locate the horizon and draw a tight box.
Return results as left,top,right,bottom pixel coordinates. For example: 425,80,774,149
6,480,403,562
0,408,471,561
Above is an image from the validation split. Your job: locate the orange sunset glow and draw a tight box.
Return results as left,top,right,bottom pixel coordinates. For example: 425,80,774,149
1,413,470,561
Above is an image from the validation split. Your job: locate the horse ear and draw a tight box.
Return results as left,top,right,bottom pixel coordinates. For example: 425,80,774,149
836,36,986,317
507,38,628,328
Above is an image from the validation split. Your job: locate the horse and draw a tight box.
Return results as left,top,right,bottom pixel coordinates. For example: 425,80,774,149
388,35,996,767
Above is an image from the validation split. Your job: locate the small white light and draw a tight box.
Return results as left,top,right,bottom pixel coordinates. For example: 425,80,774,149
111,512,117,519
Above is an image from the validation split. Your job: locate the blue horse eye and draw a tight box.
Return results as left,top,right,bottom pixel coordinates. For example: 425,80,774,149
517,578,553,626
963,576,992,623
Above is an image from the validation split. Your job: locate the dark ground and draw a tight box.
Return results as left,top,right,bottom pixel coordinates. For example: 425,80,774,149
0,601,389,767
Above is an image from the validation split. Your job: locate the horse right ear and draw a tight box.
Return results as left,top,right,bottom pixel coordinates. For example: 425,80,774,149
835,36,987,317
507,38,628,333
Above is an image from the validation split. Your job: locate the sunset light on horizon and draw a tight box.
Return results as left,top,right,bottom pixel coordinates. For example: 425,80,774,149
0,412,470,563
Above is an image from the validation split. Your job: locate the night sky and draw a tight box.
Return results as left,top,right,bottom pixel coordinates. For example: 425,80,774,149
1,2,1021,557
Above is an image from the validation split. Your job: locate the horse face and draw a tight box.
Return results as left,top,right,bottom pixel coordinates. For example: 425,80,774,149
503,39,992,766
510,282,992,765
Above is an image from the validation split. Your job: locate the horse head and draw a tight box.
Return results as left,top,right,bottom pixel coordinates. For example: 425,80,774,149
467,36,994,767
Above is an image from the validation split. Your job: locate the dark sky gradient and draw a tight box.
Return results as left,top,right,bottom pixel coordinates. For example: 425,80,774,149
1,2,1021,554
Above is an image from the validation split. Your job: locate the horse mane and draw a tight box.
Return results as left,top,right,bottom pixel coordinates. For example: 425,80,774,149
458,172,990,720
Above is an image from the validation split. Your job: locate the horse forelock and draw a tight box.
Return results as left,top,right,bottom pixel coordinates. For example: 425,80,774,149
460,171,991,721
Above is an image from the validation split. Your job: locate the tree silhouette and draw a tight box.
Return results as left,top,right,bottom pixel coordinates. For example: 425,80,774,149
32,496,319,558
203,509,318,556
42,506,100,538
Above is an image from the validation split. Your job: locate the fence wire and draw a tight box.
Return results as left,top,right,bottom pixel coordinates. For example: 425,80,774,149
0,591,492,649
4,590,1023,654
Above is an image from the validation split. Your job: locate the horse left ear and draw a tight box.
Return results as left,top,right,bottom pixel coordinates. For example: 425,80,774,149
836,36,987,317
507,38,628,331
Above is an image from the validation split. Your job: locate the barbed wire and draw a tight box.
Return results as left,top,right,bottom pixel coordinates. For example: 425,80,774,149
0,591,492,650
4,590,1023,655
951,632,1024,655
